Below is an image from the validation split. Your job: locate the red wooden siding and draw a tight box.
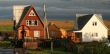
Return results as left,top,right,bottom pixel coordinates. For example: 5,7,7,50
67,31,81,43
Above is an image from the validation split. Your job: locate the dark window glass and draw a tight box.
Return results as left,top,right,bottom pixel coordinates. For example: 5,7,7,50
93,22,97,26
96,33,98,37
93,22,94,26
35,21,37,25
33,13,34,15
29,20,31,25
95,22,97,26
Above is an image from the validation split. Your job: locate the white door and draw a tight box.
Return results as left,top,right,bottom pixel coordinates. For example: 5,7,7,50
34,31,40,38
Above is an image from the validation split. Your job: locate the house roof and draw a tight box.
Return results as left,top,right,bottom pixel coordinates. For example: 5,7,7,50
48,22,59,29
77,14,93,30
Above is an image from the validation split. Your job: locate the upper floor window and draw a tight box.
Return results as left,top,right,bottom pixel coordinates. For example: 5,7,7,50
29,10,36,16
93,22,97,26
26,20,38,26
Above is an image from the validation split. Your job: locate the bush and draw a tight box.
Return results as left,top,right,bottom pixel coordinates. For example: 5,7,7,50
71,42,110,54
0,41,11,48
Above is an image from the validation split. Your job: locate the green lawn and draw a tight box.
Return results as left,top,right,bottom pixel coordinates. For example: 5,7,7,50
0,25,13,31
0,41,11,48
27,48,72,54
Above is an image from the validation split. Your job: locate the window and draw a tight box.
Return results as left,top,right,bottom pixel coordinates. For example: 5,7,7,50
26,20,29,26
92,34,94,37
32,20,35,25
29,20,31,25
29,10,36,16
34,31,40,38
50,31,55,37
35,21,37,25
92,33,98,37
26,20,38,26
93,22,97,26
94,22,97,26
96,33,98,37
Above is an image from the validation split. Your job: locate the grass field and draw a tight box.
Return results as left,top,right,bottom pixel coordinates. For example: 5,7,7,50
0,19,110,35
49,20,74,30
0,25,13,31
27,48,72,54
0,20,13,31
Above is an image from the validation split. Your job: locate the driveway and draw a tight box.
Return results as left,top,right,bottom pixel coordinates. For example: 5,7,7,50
0,48,14,54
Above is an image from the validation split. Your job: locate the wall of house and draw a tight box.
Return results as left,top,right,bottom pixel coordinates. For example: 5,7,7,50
81,15,108,42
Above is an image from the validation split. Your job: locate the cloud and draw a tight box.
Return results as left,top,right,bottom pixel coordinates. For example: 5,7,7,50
0,6,12,10
60,0,72,1
101,0,110,5
0,0,110,19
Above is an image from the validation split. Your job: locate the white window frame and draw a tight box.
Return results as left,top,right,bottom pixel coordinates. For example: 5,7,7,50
26,20,30,26
26,20,38,26
34,31,40,38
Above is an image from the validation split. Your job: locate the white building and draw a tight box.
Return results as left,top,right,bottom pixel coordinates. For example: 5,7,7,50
13,5,29,25
74,14,108,42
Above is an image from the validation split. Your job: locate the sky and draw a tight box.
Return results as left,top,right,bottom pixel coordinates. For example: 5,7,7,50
0,0,110,20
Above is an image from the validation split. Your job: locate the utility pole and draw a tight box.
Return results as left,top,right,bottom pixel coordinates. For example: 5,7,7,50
43,1,49,39
43,0,53,54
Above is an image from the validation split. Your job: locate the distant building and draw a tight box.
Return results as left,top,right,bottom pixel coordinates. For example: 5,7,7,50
13,5,45,40
48,22,62,39
67,31,81,43
60,28,67,38
69,14,108,42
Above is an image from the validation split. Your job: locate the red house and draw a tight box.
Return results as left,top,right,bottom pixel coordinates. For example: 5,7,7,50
15,5,44,40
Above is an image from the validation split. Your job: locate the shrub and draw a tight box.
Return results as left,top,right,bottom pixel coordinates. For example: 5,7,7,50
71,42,110,54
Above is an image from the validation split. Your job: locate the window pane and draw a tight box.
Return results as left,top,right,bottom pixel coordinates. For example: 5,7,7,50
29,20,31,25
26,20,29,26
95,22,97,26
93,22,94,26
35,20,37,25
32,20,35,25
96,33,98,37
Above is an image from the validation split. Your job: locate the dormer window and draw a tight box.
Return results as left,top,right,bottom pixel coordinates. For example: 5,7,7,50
26,20,38,26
